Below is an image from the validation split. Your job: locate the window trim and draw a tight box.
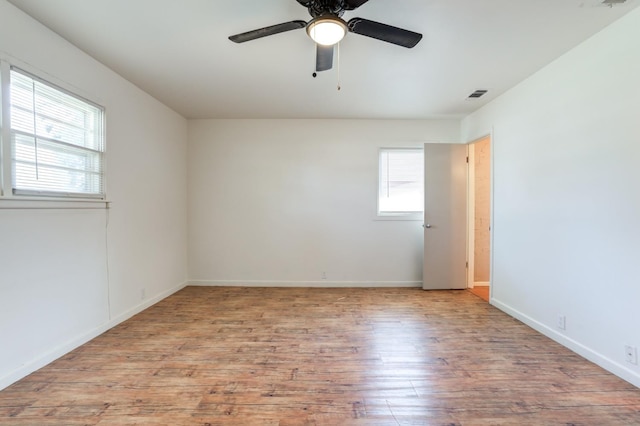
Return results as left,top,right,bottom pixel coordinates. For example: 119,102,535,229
376,147,424,221
1,60,11,197
0,59,108,207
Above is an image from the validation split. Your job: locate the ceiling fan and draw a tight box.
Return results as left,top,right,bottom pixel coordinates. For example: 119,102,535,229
228,0,423,73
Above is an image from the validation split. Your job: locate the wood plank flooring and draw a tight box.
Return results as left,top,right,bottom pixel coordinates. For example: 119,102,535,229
468,286,490,302
1,287,639,425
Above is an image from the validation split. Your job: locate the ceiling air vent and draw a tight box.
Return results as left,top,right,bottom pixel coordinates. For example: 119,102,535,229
467,89,488,100
602,0,626,5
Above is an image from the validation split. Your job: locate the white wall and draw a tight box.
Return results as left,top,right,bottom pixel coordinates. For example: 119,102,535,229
0,0,188,389
188,119,460,286
462,8,640,387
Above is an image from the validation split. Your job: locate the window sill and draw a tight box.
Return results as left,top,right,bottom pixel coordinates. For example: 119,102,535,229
375,213,423,221
0,197,110,210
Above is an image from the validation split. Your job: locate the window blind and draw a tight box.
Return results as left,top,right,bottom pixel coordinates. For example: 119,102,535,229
10,68,105,198
378,148,423,214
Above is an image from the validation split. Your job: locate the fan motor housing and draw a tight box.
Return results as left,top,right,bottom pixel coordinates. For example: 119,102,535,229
306,0,346,17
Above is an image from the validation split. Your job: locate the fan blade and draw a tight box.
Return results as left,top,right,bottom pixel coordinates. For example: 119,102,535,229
229,20,307,43
344,0,370,10
316,44,334,72
296,0,312,6
347,18,422,48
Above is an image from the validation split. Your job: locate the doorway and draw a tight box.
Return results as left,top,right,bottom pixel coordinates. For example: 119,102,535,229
467,135,491,302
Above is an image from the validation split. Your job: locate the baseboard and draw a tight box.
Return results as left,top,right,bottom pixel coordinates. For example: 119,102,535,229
188,280,422,288
473,281,490,287
0,280,188,391
109,281,188,325
492,298,640,389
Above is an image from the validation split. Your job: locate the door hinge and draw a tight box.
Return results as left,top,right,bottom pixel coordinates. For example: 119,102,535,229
466,261,469,268
466,156,469,163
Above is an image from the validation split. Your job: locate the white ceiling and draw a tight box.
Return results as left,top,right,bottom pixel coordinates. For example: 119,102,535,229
7,0,639,119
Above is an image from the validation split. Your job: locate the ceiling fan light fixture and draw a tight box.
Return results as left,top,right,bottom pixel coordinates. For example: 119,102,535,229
306,16,347,46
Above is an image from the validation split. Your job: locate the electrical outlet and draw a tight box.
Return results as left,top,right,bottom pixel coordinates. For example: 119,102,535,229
321,272,327,280
625,345,638,365
557,315,566,330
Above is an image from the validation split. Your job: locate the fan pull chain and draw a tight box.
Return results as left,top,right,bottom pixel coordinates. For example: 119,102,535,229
337,42,341,91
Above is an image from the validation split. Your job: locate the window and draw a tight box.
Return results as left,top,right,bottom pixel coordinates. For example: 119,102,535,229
378,148,423,216
4,67,105,199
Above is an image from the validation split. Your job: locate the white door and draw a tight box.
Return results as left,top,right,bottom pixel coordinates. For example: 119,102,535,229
422,143,468,290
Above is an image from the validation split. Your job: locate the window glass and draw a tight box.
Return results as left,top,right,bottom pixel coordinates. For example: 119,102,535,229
9,68,105,198
378,148,423,215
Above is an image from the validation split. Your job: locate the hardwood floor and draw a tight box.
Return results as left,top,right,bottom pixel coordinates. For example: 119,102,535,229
1,287,639,425
468,286,490,302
